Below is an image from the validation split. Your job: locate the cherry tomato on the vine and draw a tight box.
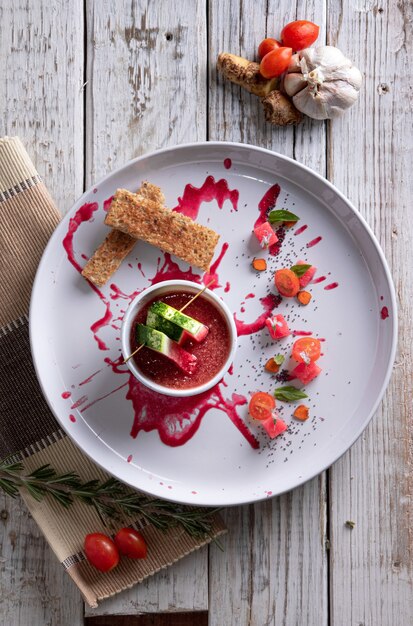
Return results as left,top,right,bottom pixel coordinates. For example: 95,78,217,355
258,37,281,59
114,528,148,559
84,533,119,572
249,391,276,421
291,337,322,363
259,47,293,78
281,20,319,51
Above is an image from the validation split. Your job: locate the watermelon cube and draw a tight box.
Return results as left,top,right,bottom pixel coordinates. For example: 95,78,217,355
290,361,321,384
254,222,278,249
262,413,287,439
265,314,290,339
297,259,317,288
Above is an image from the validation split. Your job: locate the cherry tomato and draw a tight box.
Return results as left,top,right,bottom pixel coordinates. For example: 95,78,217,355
281,20,319,51
274,268,300,297
114,528,147,559
84,533,119,572
291,337,321,363
249,391,276,421
259,47,292,78
258,37,281,59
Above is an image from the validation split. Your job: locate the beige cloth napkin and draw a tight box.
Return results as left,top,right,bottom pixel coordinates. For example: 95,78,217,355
0,137,226,608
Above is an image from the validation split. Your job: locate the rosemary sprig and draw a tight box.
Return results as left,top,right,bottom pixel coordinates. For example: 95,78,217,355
0,457,220,540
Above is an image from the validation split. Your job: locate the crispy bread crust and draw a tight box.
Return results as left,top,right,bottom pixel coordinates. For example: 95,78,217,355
81,182,165,286
104,188,219,272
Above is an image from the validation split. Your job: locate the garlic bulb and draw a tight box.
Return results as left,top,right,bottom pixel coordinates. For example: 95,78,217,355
284,46,362,120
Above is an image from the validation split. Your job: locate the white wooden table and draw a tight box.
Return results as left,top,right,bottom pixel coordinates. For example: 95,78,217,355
1,2,412,625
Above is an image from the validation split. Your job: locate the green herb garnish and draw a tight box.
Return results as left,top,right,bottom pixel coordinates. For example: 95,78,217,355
0,458,220,539
290,264,311,277
268,209,300,224
274,386,308,402
273,354,285,365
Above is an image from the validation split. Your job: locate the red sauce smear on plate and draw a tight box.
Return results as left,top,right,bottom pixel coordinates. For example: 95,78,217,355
62,201,113,350
306,236,322,248
103,196,114,212
254,185,286,256
312,275,326,284
294,224,308,236
128,378,256,448
381,306,389,319
203,242,229,290
234,293,281,336
79,370,102,386
324,282,339,290
149,253,200,285
173,175,239,219
254,184,281,227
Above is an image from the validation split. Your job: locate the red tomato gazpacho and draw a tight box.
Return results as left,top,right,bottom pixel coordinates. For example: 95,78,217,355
131,291,231,390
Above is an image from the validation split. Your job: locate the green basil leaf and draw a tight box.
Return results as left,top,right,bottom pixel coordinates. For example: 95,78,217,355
268,210,300,224
274,386,308,402
273,354,285,365
290,263,311,277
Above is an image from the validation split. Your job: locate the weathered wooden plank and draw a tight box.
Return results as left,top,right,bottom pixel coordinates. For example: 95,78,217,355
327,1,413,624
0,494,84,626
84,0,208,615
85,547,209,617
0,0,84,215
84,0,207,187
0,2,84,625
85,612,208,626
208,1,328,625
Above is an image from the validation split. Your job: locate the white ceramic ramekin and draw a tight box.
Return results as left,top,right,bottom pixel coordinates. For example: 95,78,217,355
121,279,237,397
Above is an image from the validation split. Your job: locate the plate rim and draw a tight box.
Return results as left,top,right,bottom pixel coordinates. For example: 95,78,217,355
29,140,398,506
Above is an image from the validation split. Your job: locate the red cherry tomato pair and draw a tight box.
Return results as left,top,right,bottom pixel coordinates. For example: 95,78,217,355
258,20,319,79
84,527,147,572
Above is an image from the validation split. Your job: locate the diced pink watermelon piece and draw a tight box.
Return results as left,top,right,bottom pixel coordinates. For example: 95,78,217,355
297,259,317,288
265,314,290,339
167,342,198,374
290,361,322,384
262,413,287,439
179,325,209,345
254,222,278,249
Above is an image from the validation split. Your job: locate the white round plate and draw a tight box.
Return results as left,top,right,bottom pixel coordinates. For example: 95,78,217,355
30,142,397,506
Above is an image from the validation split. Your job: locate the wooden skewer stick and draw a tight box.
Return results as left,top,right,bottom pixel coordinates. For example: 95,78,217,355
123,278,216,364
123,342,145,363
178,278,215,312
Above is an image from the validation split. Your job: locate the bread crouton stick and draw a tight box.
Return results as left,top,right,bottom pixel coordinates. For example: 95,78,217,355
81,181,165,287
105,189,220,272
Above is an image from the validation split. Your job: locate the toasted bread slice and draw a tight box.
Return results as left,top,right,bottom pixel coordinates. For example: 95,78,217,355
81,182,165,286
105,188,220,272
81,229,136,287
